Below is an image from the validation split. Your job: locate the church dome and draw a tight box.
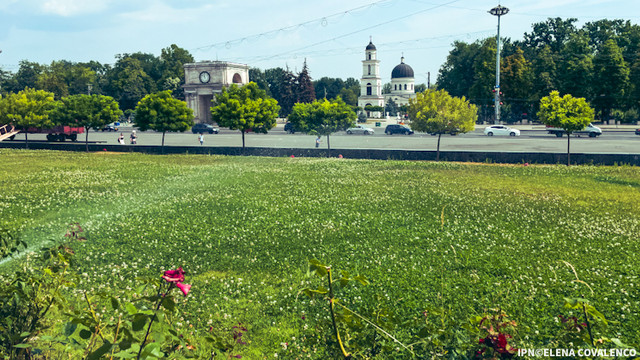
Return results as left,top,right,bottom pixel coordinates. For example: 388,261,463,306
391,57,414,78
365,41,376,50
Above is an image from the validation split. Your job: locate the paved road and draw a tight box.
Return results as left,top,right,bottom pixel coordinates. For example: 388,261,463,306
7,124,640,154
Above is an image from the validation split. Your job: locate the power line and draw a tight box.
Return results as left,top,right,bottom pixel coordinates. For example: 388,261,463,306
191,0,395,52
232,29,493,63
250,0,464,63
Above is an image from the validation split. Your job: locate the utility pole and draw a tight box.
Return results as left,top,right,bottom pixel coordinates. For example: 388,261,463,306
489,4,509,124
87,84,92,95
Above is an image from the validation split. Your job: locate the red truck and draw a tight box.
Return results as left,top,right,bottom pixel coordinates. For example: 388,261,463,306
7,125,84,142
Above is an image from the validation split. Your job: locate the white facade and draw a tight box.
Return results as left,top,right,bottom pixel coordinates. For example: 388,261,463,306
183,61,250,124
384,57,416,107
357,41,385,117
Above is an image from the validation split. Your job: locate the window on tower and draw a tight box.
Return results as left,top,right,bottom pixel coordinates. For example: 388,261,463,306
368,53,371,60
367,83,372,96
404,84,407,90
394,84,397,91
368,65,371,75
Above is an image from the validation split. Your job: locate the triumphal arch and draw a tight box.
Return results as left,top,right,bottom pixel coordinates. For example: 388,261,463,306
183,61,250,123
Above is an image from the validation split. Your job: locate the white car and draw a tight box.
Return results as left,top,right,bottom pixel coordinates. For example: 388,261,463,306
346,125,375,135
484,125,520,137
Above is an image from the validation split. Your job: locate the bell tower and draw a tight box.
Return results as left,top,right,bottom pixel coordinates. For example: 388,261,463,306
357,38,385,117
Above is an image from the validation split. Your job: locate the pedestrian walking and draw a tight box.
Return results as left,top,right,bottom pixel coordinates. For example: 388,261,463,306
130,130,137,144
118,133,125,144
198,133,204,145
315,136,321,148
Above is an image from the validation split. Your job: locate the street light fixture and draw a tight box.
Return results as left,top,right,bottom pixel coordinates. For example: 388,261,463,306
489,4,509,124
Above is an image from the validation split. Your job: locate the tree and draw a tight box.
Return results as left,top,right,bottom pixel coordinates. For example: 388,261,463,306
51,94,122,151
296,60,316,104
592,39,630,120
105,56,156,110
522,18,578,54
500,48,534,122
557,33,594,100
537,91,594,165
134,90,194,151
159,45,194,100
408,89,477,161
288,97,355,157
278,68,297,116
210,82,280,149
437,41,481,98
0,88,56,148
385,98,399,117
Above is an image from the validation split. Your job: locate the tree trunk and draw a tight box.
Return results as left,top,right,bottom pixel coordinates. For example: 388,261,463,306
567,132,571,166
326,134,331,158
25,131,29,149
85,127,89,152
242,130,246,151
162,131,166,154
436,133,442,161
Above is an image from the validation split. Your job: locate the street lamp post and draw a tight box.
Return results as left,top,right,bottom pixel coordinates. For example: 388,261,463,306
489,4,509,124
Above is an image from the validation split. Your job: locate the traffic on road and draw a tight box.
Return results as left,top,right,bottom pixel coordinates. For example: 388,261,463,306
6,123,639,154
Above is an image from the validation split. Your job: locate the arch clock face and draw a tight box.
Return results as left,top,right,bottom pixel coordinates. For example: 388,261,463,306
199,71,210,83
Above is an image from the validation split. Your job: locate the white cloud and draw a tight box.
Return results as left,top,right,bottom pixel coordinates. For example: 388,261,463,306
41,0,109,16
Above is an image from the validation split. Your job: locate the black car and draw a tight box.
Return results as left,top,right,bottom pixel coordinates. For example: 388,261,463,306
635,128,640,135
101,125,118,132
191,123,219,134
385,124,414,135
284,123,295,134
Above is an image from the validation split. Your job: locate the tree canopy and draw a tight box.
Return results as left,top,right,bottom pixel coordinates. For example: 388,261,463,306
0,88,56,148
408,89,477,161
210,82,280,149
51,94,122,151
134,90,194,149
537,90,595,165
288,97,355,156
437,17,640,123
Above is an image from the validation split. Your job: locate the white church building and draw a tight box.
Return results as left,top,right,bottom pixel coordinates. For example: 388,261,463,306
357,40,417,117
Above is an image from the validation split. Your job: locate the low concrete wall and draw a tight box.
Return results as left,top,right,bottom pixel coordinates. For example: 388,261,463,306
1,141,638,166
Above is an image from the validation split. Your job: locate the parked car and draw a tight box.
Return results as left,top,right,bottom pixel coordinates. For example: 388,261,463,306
346,125,375,135
284,123,295,134
385,124,414,135
635,128,640,135
191,123,219,134
101,124,118,132
484,125,520,136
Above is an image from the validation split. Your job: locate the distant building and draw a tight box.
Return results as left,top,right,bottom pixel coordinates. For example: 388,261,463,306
183,61,250,123
384,56,416,107
357,40,385,117
356,40,417,118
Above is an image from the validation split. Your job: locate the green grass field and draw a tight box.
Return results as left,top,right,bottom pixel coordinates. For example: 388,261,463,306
1,149,639,358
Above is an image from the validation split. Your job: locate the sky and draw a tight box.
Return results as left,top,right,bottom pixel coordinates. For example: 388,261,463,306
0,0,638,85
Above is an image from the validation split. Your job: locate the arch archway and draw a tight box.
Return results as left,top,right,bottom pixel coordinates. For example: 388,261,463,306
232,73,242,84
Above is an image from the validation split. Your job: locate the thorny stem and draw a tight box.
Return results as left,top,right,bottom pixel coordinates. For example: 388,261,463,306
137,282,173,360
327,267,350,359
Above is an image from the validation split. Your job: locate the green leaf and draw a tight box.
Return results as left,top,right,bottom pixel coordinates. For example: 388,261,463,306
140,342,164,358
13,343,31,349
126,303,138,315
161,295,176,312
112,350,137,359
308,259,328,277
353,275,370,286
88,341,112,360
79,329,92,340
132,314,147,332
110,297,120,310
